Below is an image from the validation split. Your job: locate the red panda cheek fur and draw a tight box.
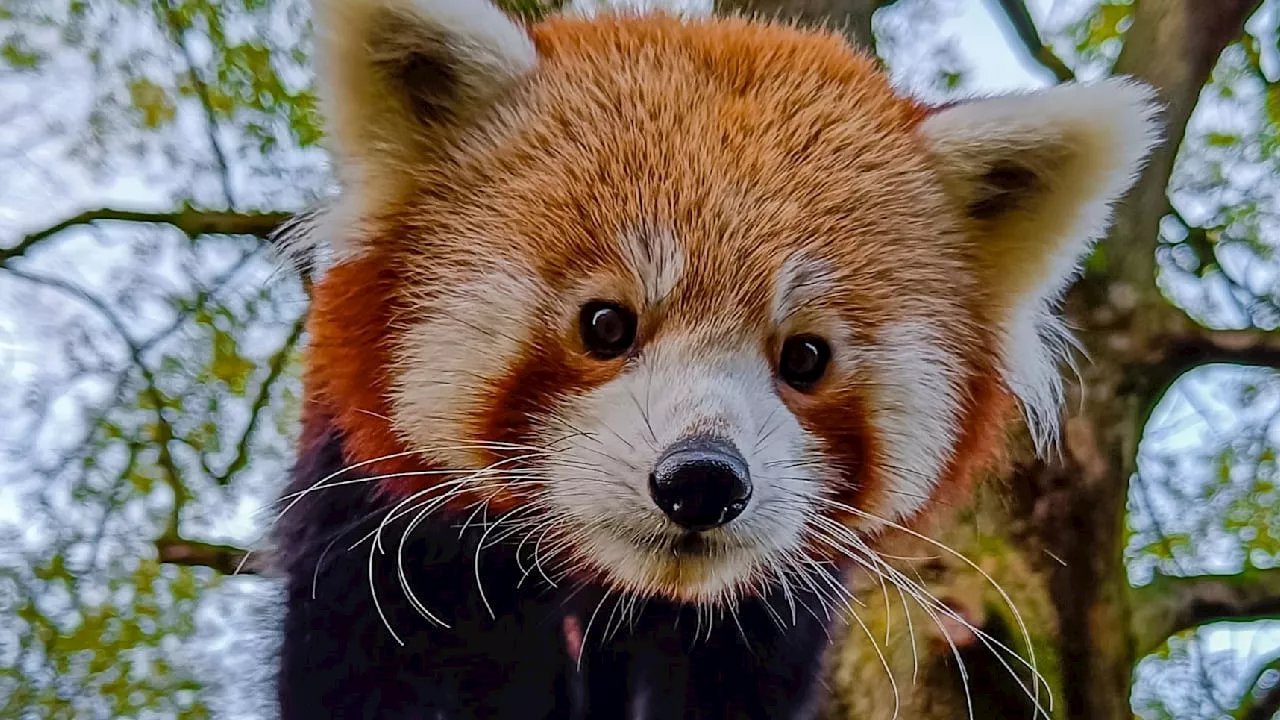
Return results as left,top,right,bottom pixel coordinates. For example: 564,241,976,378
467,326,626,514
918,335,1019,529
302,254,413,489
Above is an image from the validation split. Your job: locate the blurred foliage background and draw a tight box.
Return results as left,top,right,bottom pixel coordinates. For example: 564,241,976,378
1,0,1279,718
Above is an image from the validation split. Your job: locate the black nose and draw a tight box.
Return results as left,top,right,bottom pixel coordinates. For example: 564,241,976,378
649,436,752,532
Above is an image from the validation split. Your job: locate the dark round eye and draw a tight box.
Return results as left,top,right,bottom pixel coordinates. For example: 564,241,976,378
779,335,831,390
579,301,637,359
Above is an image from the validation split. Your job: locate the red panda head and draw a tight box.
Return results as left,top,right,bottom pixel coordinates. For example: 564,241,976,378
299,0,1160,604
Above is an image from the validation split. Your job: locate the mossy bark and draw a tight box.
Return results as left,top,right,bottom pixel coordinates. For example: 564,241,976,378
821,482,1066,720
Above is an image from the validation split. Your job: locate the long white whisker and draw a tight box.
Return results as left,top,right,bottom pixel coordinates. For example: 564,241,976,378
369,523,404,646
817,516,1051,719
815,497,1048,714
272,443,554,523
577,587,614,670
397,498,453,628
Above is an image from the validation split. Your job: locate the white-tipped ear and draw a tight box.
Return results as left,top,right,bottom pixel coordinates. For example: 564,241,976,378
918,78,1161,448
312,0,537,173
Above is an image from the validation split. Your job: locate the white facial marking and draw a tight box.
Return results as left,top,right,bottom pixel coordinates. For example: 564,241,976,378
391,263,541,467
771,253,837,328
620,226,684,306
536,336,824,603
856,321,963,523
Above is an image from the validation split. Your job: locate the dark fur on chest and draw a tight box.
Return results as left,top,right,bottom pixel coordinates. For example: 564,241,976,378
272,417,834,719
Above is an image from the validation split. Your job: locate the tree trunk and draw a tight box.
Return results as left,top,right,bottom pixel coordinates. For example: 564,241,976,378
1014,3,1265,719
705,1,1268,719
714,0,881,52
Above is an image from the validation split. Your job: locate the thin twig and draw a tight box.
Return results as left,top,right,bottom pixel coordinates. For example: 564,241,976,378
156,536,258,574
992,0,1075,83
209,314,307,486
2,206,291,266
154,0,239,208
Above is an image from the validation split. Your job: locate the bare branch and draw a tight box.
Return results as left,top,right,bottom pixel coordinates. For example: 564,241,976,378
210,315,307,486
3,267,188,536
991,0,1074,82
1135,318,1280,395
1163,328,1280,370
1236,653,1280,720
153,0,238,208
1,206,292,266
1130,568,1280,657
713,0,896,53
156,536,259,575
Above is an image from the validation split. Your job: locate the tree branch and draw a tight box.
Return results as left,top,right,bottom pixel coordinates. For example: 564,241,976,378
1094,0,1265,301
156,535,259,575
991,0,1074,82
1236,653,1280,720
1163,328,1280,370
4,266,189,537
1130,568,1280,657
1,206,292,266
713,0,894,53
211,315,307,486
154,0,238,208
1133,316,1280,397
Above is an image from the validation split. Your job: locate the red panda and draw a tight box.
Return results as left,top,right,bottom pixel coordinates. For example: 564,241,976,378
271,0,1160,717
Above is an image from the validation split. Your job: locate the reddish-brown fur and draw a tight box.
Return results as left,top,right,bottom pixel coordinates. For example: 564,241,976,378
302,12,1018,532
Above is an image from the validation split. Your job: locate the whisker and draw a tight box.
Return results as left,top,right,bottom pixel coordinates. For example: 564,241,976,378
368,523,404,646
397,498,454,628
819,499,1049,715
577,586,614,670
626,386,659,448
811,513,1051,718
271,442,558,520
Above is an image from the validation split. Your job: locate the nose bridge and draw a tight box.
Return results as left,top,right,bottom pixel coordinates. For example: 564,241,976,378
672,374,740,436
646,337,769,440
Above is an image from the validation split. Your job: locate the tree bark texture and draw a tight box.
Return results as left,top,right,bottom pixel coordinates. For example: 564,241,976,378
714,0,882,52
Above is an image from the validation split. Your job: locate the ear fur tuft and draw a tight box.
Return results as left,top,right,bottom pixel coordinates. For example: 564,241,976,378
919,77,1162,451
311,0,537,206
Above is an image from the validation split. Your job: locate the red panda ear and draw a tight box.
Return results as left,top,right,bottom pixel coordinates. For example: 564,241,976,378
919,78,1161,314
917,78,1161,448
311,0,537,189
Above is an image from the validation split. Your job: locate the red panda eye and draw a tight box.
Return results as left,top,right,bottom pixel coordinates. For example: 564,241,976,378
579,301,637,359
779,335,831,391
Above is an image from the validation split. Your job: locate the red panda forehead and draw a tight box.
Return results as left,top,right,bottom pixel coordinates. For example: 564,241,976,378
374,12,977,358
396,14,969,313
527,13,918,109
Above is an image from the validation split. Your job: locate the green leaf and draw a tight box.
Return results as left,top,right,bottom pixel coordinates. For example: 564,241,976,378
1205,132,1241,148
0,37,44,70
1080,2,1133,54
210,328,255,394
127,78,177,129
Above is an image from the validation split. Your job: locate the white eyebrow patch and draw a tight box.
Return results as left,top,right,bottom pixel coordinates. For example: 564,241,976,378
620,226,684,306
772,253,838,327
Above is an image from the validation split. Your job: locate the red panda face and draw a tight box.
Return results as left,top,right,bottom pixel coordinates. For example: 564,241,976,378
301,1,1159,604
